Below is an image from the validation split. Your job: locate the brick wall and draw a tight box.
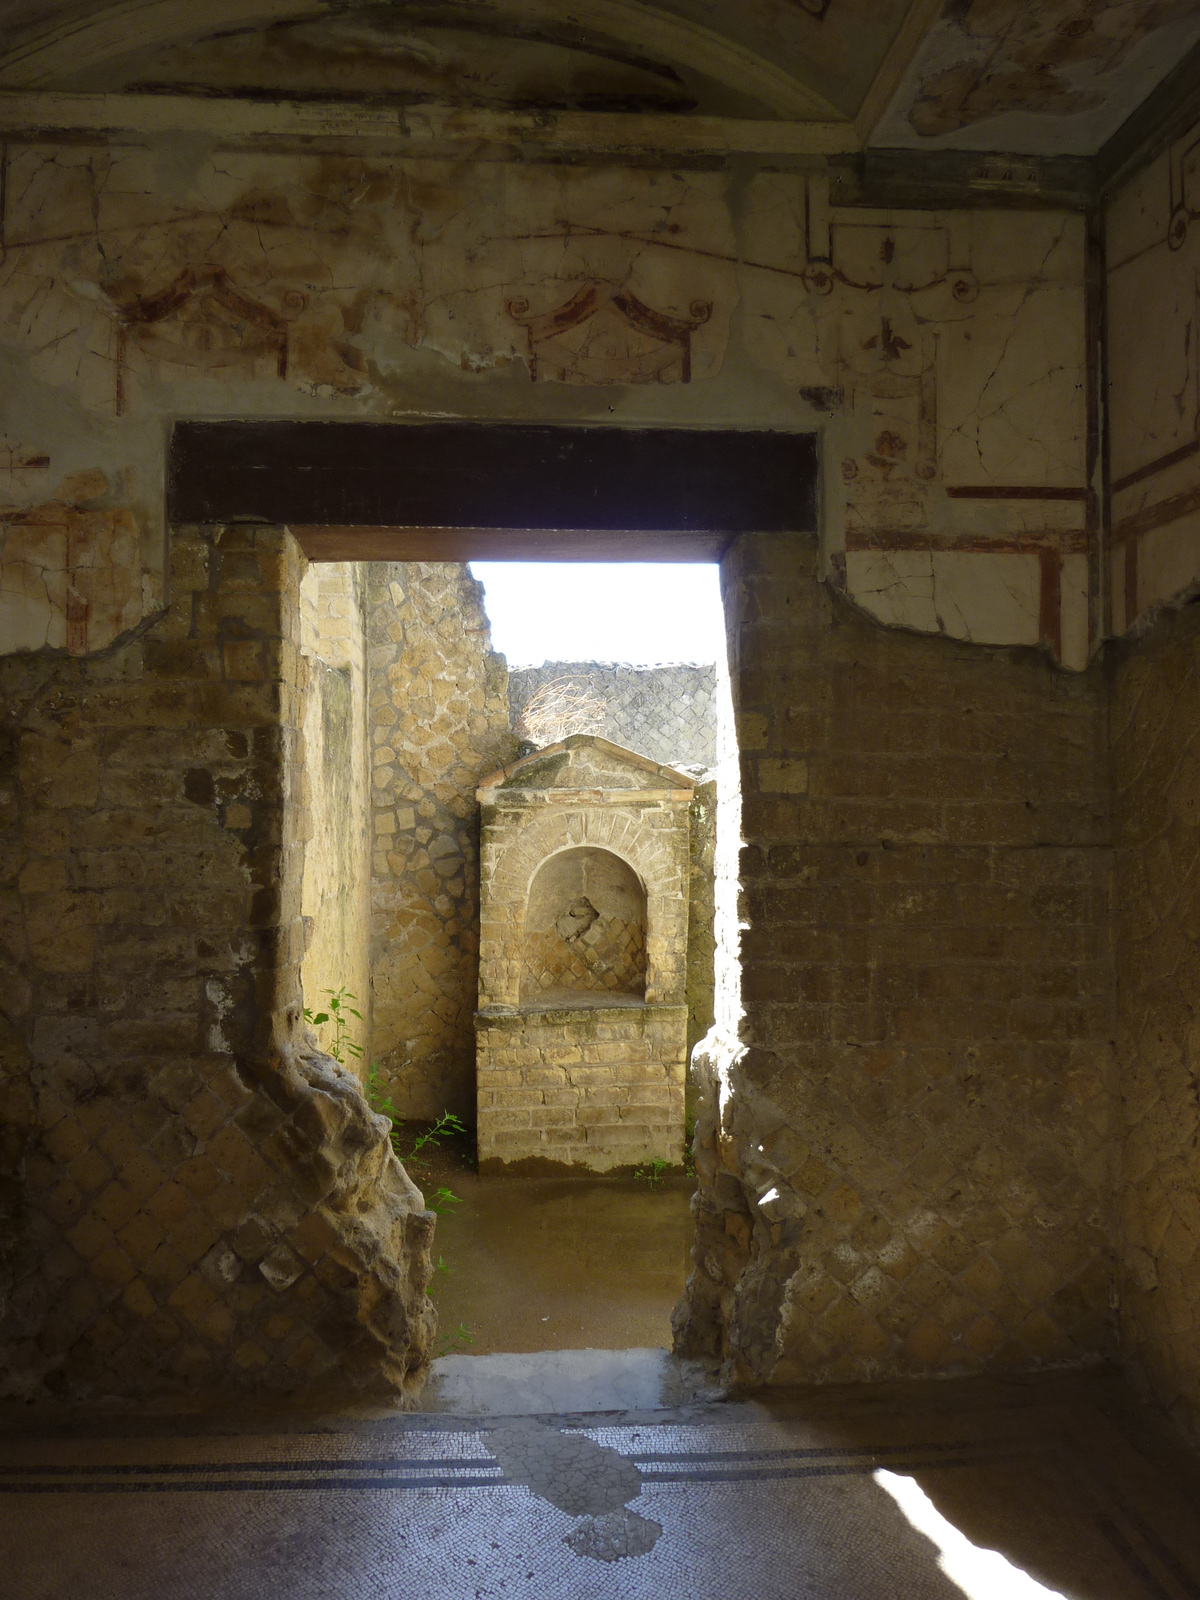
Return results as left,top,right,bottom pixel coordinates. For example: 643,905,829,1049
1111,601,1200,1441
0,528,434,1401
475,1006,687,1172
367,565,517,1123
676,533,1115,1385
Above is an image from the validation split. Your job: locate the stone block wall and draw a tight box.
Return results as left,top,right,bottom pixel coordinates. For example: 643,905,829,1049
0,526,434,1401
298,563,371,1071
676,532,1114,1387
366,564,517,1122
1111,602,1200,1441
475,1005,688,1172
509,662,718,769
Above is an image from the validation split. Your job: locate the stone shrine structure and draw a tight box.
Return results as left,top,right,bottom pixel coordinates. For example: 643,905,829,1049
474,737,692,1172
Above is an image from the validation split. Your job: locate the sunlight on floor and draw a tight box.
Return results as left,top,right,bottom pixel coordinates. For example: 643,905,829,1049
874,1471,1069,1600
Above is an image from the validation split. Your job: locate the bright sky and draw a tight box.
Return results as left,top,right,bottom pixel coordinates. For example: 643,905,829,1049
469,562,726,668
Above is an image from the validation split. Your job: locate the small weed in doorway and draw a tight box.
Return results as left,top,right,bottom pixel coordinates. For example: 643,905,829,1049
304,987,363,1067
435,1322,475,1357
364,1070,468,1176
406,1110,469,1169
366,1063,401,1148
634,1158,669,1188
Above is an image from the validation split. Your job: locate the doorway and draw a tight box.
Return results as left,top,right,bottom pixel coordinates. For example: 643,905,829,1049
167,416,816,1372
300,555,732,1357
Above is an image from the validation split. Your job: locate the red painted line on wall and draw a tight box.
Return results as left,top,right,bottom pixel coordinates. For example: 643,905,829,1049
1111,482,1200,546
1039,550,1062,658
844,529,1089,555
944,485,1088,500
1111,436,1200,494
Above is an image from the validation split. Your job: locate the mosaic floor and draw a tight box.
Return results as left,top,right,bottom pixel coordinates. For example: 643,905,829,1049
3,1360,1199,1600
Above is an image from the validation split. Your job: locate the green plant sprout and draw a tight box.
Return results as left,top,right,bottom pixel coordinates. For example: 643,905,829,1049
365,1066,467,1173
634,1158,669,1188
366,1062,402,1151
429,1185,462,1214
407,1110,468,1165
435,1322,474,1357
304,986,363,1066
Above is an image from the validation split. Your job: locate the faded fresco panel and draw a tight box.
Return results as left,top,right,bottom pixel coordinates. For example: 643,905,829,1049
0,143,1098,666
740,179,1090,668
1108,125,1200,633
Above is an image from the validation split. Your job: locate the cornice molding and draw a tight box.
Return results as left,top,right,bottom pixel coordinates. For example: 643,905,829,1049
0,0,844,122
1096,33,1200,201
0,89,860,157
853,0,944,146
834,148,1095,211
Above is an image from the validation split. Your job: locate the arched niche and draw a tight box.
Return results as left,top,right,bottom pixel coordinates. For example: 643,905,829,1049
521,845,647,1003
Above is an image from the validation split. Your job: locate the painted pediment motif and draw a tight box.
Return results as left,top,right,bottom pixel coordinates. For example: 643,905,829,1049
507,284,712,385
102,267,300,415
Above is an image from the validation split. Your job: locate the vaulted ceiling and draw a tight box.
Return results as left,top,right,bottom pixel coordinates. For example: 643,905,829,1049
1,0,1199,161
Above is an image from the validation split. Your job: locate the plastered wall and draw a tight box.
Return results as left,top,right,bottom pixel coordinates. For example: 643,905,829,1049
1101,109,1200,1446
0,146,1096,670
1107,123,1200,634
0,126,1151,1405
676,532,1115,1385
298,562,371,1072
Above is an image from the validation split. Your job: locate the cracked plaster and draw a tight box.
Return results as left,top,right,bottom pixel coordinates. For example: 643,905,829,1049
871,0,1200,157
0,142,1093,666
1107,114,1200,637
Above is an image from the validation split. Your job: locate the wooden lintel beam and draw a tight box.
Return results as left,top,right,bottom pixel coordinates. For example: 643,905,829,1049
169,421,819,541
290,526,732,563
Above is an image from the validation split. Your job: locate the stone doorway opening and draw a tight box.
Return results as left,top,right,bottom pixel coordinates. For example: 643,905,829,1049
296,556,737,1360
164,416,802,1391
